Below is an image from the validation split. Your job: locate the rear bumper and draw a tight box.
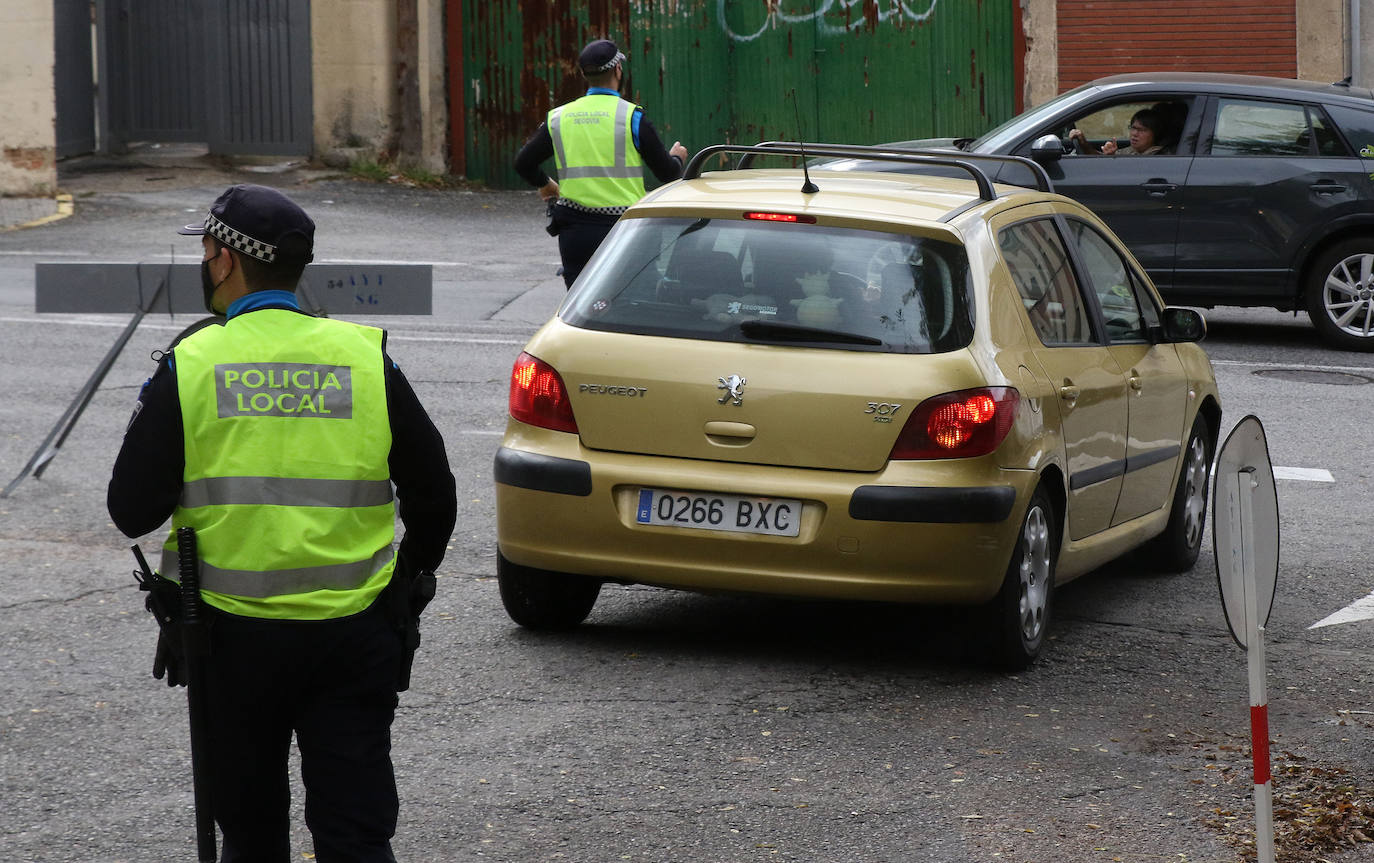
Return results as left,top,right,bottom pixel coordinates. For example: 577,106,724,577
494,435,1037,604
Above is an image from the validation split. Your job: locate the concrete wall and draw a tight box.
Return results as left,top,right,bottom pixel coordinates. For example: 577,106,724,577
312,0,396,159
310,0,449,173
1022,0,1059,109
0,0,56,196
417,0,448,174
1297,0,1348,83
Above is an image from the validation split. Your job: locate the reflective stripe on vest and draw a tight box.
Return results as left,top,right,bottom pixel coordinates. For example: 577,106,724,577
549,94,646,208
167,309,396,620
179,476,394,509
160,545,392,598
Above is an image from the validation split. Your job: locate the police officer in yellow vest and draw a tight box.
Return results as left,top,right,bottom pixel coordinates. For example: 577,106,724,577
515,38,688,287
107,184,457,862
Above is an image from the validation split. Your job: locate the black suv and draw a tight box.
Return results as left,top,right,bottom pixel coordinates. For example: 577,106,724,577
828,73,1374,350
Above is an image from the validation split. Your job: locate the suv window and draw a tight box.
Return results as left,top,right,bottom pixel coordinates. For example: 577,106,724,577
563,217,975,353
1053,97,1192,154
998,218,1095,346
1209,98,1346,156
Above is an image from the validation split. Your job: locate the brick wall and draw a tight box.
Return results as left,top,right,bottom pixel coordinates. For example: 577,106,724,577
1058,0,1298,92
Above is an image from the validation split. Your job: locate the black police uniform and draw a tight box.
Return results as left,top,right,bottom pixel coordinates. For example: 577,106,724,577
107,185,457,863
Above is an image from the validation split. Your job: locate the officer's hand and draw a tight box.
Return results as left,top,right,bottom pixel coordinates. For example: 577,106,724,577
670,141,688,163
538,179,559,201
152,630,187,687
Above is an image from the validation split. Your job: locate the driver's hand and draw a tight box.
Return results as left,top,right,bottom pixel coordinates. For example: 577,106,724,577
1068,128,1084,141
1101,140,1119,155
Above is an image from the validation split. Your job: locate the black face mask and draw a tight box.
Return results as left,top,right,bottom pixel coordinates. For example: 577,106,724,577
200,259,220,314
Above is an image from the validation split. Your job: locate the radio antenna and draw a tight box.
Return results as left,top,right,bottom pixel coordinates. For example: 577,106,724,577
791,90,819,194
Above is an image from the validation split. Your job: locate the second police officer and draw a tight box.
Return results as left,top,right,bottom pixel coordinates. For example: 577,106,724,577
515,38,689,288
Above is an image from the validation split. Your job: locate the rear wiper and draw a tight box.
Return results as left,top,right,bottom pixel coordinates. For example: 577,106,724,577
737,319,882,346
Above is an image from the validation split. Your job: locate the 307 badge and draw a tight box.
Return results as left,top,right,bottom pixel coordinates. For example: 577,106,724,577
864,402,903,423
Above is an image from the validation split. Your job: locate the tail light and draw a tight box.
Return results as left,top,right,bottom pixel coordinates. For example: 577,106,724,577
509,352,578,433
889,387,1019,460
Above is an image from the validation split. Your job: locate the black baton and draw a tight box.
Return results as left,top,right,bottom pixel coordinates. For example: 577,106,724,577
176,527,217,862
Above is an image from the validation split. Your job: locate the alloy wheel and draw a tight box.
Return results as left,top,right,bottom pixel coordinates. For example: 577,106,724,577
1016,503,1051,643
1321,253,1374,339
1180,434,1209,549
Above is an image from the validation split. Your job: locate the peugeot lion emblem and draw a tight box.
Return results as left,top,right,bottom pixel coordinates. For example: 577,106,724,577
717,374,746,406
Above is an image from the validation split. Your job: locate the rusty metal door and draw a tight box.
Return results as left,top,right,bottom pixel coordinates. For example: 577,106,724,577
454,0,1016,188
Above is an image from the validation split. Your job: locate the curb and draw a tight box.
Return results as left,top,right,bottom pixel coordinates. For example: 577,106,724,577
1,194,75,233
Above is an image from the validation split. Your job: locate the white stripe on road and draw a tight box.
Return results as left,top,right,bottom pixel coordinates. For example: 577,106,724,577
1210,358,1374,375
1273,466,1334,482
1310,592,1374,629
0,315,525,344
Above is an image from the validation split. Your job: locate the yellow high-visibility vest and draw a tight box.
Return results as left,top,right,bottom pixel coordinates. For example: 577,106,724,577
161,308,395,620
550,93,646,209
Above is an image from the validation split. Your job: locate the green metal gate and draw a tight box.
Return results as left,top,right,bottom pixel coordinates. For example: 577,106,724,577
458,1,1015,189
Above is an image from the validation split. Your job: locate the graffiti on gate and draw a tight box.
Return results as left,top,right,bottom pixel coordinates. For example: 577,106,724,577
717,0,939,42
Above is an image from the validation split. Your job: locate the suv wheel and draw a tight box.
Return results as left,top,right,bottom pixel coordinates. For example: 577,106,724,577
1306,238,1374,351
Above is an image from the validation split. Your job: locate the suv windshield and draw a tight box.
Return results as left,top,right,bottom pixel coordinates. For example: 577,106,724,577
561,216,974,353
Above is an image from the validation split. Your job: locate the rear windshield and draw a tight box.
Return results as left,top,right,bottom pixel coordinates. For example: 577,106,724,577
561,216,974,353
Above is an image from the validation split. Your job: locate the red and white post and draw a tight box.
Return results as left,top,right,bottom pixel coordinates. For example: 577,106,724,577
1237,468,1275,863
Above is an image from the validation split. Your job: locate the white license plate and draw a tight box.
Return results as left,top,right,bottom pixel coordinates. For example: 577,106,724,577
635,488,801,537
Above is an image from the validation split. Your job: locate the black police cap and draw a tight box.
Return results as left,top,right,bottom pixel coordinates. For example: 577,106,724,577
179,184,315,266
579,39,625,74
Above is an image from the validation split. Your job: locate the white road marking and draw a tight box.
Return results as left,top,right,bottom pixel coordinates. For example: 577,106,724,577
1310,592,1374,629
1273,466,1334,482
0,315,524,344
315,258,470,267
1210,358,1374,375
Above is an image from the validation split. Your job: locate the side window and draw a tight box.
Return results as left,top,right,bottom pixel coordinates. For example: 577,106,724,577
1321,104,1374,157
1210,99,1311,156
1309,108,1350,156
1055,98,1191,154
1064,220,1149,343
998,219,1094,346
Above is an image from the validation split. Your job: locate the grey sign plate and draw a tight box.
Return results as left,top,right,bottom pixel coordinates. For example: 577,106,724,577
35,262,432,316
1212,414,1280,649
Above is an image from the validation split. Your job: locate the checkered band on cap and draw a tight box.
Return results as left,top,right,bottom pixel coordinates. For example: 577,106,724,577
204,212,277,263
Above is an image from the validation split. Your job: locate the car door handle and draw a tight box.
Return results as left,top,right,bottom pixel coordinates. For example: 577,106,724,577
1141,179,1177,196
1311,180,1346,196
1128,372,1143,392
1058,382,1080,402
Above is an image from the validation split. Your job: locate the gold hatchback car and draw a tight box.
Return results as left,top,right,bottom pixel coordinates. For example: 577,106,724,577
495,143,1220,668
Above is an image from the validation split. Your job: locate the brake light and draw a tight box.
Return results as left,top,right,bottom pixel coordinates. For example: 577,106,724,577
889,387,1019,460
744,211,817,224
509,352,578,433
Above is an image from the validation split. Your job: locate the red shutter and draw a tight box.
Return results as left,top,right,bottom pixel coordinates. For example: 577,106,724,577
1057,0,1297,93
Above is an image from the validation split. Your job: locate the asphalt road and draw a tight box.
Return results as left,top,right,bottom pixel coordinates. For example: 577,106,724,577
2,162,1372,862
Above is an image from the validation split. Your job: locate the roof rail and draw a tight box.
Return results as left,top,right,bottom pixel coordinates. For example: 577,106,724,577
683,142,1054,198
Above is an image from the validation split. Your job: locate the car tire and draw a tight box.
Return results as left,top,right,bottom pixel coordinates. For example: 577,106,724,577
1305,238,1374,351
990,485,1056,670
497,551,600,629
1143,413,1212,573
